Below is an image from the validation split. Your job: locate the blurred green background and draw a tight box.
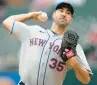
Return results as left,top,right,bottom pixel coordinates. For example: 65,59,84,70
0,0,97,85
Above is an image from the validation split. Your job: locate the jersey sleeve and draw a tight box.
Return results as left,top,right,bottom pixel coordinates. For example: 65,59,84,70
76,44,93,75
10,21,30,41
10,21,39,42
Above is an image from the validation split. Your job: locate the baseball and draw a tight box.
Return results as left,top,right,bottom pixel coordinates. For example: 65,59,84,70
40,12,48,19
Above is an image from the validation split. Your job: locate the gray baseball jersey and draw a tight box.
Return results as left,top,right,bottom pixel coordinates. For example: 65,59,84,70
11,21,93,85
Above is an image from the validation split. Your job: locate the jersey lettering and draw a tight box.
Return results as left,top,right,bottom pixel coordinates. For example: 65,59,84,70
30,38,47,46
49,58,65,72
39,39,47,47
30,38,61,55
49,42,54,49
53,45,59,52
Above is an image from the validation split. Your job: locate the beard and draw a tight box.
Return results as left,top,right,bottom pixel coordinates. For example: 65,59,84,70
58,19,69,28
53,15,71,28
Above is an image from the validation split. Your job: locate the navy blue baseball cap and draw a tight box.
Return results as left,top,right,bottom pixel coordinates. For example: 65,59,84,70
56,2,74,15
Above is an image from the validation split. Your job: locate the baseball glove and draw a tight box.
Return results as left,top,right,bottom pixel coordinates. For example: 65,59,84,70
60,30,79,62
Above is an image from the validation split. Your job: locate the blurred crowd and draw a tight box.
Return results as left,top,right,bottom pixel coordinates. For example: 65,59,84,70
0,77,15,85
85,24,97,67
0,0,97,72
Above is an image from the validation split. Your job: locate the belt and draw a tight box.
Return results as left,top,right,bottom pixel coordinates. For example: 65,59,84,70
19,81,25,85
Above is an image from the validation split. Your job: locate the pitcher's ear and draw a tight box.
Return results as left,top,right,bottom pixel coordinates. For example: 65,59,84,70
70,18,73,24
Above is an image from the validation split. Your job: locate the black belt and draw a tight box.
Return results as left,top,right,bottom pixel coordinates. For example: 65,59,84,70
19,81,25,85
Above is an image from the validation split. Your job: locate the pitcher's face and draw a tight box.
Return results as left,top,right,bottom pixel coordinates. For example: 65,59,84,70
53,8,72,27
